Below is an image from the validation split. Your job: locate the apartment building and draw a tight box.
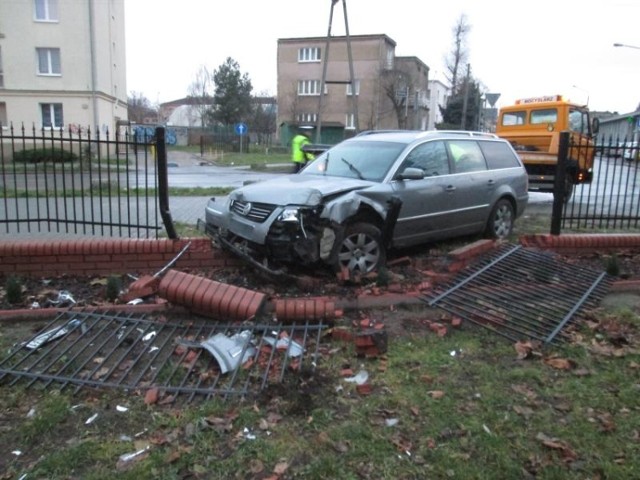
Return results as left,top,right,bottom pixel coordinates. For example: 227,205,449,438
427,79,450,130
277,34,429,143
0,0,127,132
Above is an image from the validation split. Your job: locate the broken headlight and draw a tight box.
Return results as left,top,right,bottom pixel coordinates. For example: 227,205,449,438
277,208,301,223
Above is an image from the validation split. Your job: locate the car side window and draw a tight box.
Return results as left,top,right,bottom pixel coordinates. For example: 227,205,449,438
478,141,522,169
401,141,450,176
448,140,487,173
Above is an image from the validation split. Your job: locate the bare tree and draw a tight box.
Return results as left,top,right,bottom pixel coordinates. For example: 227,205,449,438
444,14,471,95
127,91,157,124
187,65,213,128
379,67,422,129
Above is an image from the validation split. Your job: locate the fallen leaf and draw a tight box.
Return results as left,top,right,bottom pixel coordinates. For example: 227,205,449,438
515,341,534,360
543,357,576,370
273,461,289,475
164,449,181,464
249,459,264,474
428,390,445,399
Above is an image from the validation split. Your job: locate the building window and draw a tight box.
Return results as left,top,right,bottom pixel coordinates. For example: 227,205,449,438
0,102,7,128
36,48,61,75
346,80,360,96
385,48,394,70
297,113,317,124
34,0,58,21
298,80,321,96
41,103,63,128
298,47,321,62
0,47,4,88
345,113,355,130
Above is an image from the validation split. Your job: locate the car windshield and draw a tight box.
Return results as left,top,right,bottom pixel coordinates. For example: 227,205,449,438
301,140,407,182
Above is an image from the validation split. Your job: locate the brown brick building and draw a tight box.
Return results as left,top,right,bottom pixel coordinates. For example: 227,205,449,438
277,34,429,144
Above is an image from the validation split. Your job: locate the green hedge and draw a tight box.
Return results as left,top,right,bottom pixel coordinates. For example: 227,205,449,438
13,148,79,164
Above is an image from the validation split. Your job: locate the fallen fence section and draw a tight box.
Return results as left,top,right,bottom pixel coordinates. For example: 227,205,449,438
424,244,613,344
0,310,326,403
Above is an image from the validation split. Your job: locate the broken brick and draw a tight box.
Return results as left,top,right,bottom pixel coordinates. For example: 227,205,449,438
356,383,373,395
121,275,160,303
332,327,353,342
144,387,159,405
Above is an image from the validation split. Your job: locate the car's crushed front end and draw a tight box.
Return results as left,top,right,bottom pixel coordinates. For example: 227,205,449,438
204,175,385,274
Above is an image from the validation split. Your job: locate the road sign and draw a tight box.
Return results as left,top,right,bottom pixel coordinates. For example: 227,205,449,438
235,122,248,135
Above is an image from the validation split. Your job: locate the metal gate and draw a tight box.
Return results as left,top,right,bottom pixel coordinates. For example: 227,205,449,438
551,132,640,233
0,125,176,238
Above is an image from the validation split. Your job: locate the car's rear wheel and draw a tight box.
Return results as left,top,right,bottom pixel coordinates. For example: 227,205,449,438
486,199,514,240
333,223,385,275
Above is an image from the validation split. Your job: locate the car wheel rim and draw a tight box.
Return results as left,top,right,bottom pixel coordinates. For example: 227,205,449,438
338,232,381,274
493,205,513,239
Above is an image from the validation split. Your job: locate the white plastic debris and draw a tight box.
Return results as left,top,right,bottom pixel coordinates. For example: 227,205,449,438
127,298,144,306
243,427,256,440
118,445,150,463
11,450,22,456
25,319,82,349
344,370,369,385
85,413,99,425
46,290,76,307
385,418,399,427
26,408,36,418
30,301,41,309
263,335,304,357
116,405,129,413
142,331,156,342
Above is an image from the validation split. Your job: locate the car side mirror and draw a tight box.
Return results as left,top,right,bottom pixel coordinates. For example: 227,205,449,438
396,167,425,180
591,117,600,135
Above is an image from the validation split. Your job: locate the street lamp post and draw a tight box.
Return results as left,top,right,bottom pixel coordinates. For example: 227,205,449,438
613,43,640,50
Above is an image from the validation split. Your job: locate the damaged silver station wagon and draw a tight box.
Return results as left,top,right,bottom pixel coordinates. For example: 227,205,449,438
204,130,529,276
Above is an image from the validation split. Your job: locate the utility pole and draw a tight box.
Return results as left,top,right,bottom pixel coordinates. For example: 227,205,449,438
460,63,470,130
315,0,358,142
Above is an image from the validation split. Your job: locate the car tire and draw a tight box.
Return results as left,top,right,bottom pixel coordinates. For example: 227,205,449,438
485,199,514,240
332,222,385,275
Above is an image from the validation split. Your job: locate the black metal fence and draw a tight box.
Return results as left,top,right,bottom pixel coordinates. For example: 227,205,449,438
551,132,640,233
0,125,176,239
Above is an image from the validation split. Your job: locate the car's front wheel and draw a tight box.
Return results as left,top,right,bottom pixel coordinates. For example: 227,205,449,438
332,222,385,275
485,199,514,240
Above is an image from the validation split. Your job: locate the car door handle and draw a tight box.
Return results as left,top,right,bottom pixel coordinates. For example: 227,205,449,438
445,185,456,192
486,180,496,186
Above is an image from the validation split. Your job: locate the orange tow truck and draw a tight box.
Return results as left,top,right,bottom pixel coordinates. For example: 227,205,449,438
495,95,598,198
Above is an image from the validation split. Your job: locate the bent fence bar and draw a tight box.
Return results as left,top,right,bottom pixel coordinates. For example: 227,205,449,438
552,132,640,234
0,124,176,239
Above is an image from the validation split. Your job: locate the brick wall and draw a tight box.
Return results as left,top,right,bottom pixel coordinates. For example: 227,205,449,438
0,238,241,277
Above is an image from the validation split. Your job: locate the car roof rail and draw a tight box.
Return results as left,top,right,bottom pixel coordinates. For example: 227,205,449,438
434,130,498,138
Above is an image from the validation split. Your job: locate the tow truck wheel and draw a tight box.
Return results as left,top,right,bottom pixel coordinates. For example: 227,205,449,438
486,199,514,240
332,223,385,275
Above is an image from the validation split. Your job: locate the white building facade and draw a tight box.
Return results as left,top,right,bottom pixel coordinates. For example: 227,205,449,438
0,0,127,132
427,79,449,130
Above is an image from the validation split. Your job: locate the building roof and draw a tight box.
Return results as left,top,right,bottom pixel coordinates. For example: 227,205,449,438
278,33,396,47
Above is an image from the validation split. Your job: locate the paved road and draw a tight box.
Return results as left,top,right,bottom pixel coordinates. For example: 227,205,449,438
0,149,559,239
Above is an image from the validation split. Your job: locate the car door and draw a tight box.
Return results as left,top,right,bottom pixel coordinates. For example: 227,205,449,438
446,139,494,231
390,140,462,246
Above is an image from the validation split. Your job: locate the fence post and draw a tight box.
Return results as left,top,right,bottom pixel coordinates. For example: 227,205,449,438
550,131,570,235
156,127,178,239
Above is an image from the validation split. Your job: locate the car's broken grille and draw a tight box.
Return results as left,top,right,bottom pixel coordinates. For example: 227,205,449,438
231,201,276,223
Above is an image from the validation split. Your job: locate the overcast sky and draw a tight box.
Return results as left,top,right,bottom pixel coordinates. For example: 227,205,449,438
125,0,640,114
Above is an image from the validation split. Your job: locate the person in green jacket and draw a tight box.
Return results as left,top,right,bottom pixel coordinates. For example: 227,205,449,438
291,128,314,173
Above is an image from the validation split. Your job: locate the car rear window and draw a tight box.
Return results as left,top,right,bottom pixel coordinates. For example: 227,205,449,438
478,141,521,169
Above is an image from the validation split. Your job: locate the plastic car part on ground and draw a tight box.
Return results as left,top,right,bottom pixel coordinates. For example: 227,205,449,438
178,331,256,374
25,318,82,349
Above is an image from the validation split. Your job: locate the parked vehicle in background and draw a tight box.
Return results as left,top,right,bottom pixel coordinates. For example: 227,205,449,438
623,141,639,162
204,130,528,276
496,95,598,199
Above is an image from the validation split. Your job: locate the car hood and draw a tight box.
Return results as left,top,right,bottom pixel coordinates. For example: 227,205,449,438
229,174,374,206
